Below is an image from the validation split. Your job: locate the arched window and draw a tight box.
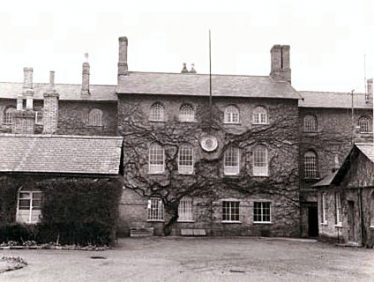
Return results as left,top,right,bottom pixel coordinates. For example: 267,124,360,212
16,187,42,224
304,115,317,132
224,105,239,124
178,144,194,174
179,104,195,122
149,143,165,174
304,151,318,179
149,102,165,122
88,108,103,126
358,116,370,133
370,192,374,227
253,145,269,176
3,107,16,125
253,106,268,124
224,145,240,175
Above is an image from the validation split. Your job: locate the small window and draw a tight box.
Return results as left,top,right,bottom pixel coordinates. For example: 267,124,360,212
178,144,194,174
149,143,165,174
321,193,327,224
178,198,193,222
179,104,195,122
303,115,317,132
253,145,269,176
304,151,318,179
3,107,16,125
253,202,271,223
335,192,342,226
88,108,103,126
35,110,43,125
224,105,239,124
150,102,165,122
224,145,240,175
16,188,42,224
147,198,164,221
253,106,268,124
358,116,370,133
222,201,240,222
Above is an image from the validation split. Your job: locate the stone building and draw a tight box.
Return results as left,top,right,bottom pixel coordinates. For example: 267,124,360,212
0,35,372,239
314,143,374,247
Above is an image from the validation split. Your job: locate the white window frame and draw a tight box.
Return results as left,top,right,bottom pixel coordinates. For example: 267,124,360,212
252,106,268,125
224,145,240,175
179,104,195,122
147,198,164,221
178,198,193,222
222,201,240,222
16,189,42,224
88,108,103,127
224,105,240,124
321,193,327,224
335,192,342,226
35,110,43,125
253,202,271,223
358,116,370,133
149,102,165,122
253,145,269,176
304,151,318,179
149,143,165,174
178,145,194,174
304,115,317,132
4,107,16,125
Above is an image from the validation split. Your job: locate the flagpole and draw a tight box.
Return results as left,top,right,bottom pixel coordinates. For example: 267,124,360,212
209,30,212,127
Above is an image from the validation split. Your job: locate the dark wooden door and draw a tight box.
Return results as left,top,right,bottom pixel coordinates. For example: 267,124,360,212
348,201,355,242
308,206,319,237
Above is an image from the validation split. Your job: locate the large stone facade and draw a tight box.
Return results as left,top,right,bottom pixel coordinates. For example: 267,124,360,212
0,35,372,239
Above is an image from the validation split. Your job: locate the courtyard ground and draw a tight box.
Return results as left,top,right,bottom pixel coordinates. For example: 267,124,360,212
0,237,373,282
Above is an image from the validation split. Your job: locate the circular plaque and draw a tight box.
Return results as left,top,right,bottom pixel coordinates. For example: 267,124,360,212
200,135,218,152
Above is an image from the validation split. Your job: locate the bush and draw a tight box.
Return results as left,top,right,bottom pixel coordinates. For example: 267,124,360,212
0,176,123,246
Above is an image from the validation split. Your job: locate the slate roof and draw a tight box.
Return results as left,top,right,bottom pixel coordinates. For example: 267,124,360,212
117,72,301,100
0,134,123,175
313,143,374,187
299,91,371,109
0,82,117,101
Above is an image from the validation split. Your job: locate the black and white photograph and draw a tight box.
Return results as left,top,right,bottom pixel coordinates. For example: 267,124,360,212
0,0,373,281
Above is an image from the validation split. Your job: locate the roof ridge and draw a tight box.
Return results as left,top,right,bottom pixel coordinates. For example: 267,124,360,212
128,71,270,78
300,90,365,95
0,133,123,140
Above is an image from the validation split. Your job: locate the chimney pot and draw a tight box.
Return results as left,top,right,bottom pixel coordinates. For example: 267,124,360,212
189,63,197,73
181,63,189,73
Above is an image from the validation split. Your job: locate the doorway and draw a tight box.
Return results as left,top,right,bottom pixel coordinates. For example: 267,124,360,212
347,201,355,242
308,205,319,237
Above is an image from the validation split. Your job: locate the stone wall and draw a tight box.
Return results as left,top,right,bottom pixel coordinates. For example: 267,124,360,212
118,94,300,237
57,101,117,135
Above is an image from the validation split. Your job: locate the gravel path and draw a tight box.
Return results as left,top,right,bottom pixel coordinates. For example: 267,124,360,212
0,237,373,282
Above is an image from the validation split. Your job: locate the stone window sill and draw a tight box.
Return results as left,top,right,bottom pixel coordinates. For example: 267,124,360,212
320,222,328,226
177,220,195,223
221,221,241,224
334,224,343,228
253,221,272,225
147,220,164,223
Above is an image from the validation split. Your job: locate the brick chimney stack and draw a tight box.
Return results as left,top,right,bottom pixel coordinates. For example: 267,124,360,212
270,45,291,83
366,78,373,104
43,71,59,134
118,36,128,83
12,67,35,134
81,53,90,96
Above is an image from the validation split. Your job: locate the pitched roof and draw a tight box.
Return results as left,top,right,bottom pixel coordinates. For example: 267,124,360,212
117,72,301,100
313,143,374,187
299,91,372,109
0,134,123,175
0,82,117,101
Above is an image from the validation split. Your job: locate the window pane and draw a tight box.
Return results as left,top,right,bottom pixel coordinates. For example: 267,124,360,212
88,109,103,126
304,151,317,178
359,117,370,133
222,201,240,221
179,104,195,122
253,202,271,222
149,143,164,173
224,146,239,175
253,107,267,124
178,145,193,174
304,115,317,132
224,106,239,123
178,198,193,221
150,103,165,121
253,146,268,176
147,198,164,220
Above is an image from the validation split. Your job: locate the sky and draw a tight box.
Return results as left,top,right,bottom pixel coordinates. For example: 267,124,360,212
0,0,373,92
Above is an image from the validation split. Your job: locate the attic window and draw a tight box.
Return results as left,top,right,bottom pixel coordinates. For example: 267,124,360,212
358,116,370,133
149,102,165,122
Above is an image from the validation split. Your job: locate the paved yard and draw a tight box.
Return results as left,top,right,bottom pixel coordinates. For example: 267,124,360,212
1,237,373,282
